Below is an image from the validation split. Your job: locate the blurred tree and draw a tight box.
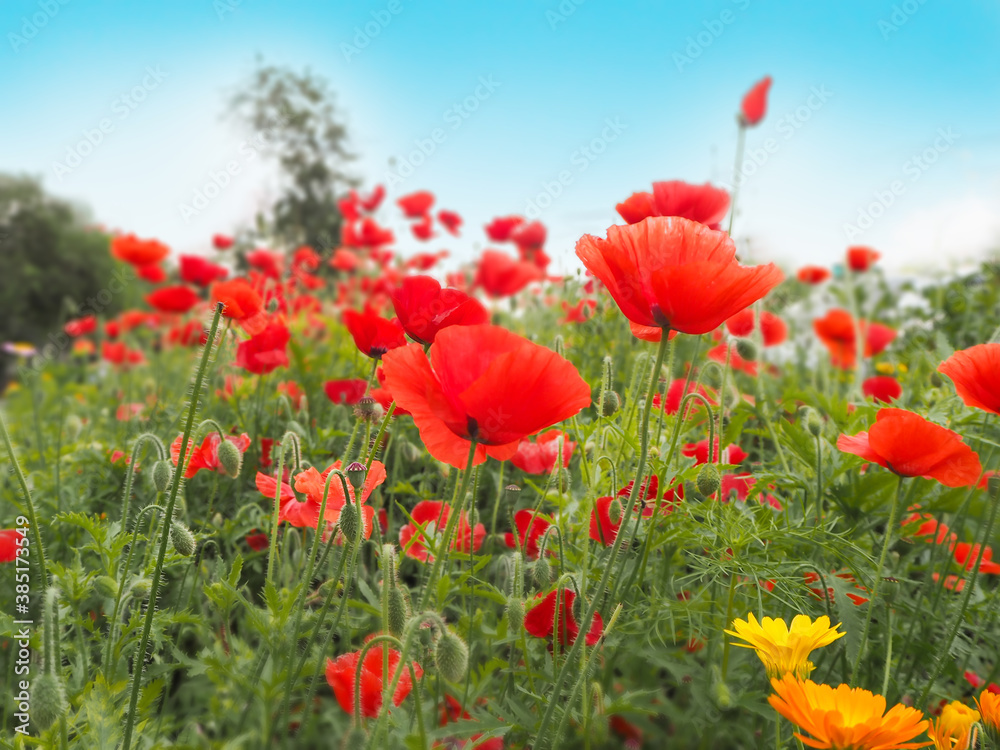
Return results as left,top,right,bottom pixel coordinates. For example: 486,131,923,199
0,174,125,347
229,60,355,253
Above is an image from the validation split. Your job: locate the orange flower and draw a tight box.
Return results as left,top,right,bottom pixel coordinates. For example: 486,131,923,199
768,675,930,749
837,408,982,488
938,343,1000,416
976,690,1000,737
927,701,980,749
575,217,783,342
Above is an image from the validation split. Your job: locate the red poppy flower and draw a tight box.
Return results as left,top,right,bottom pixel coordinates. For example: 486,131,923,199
1,529,24,563
610,715,643,750
245,530,268,550
654,378,717,417
862,376,902,404
901,512,956,547
324,378,368,405
343,217,395,248
236,321,290,374
503,509,552,558
740,75,772,126
438,695,504,750
797,265,831,284
616,181,730,230
136,263,166,284
484,215,524,242
171,432,250,479
510,430,575,475
325,644,423,718
707,342,759,376
576,217,783,342
682,440,747,466
212,234,233,250
211,278,267,335
813,309,897,369
64,315,97,337
399,500,485,562
524,589,603,647
938,343,1000,415
512,221,546,253
411,214,434,241
438,209,462,236
246,249,283,279
111,234,170,266
589,495,625,546
343,308,407,359
847,246,880,272
331,248,360,273
837,408,982,487
390,275,489,346
405,250,449,271
360,184,385,212
167,320,208,347
146,285,200,313
725,309,787,346
180,255,228,286
102,340,144,367
473,250,545,298
380,324,591,468
590,476,676,546
398,191,434,218
116,403,144,421
288,460,385,535
953,542,1000,574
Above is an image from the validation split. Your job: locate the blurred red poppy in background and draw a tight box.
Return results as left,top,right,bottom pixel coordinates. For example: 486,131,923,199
473,250,545,298
64,315,97,337
171,432,250,479
847,246,881,272
324,378,368,405
510,430,575,475
484,215,524,242
399,500,485,562
343,308,407,359
797,265,831,284
616,181,730,230
725,309,787,347
813,309,896,369
740,75,772,126
398,190,434,218
212,278,267,335
111,234,169,266
146,285,200,313
180,255,228,286
1,529,24,563
862,376,902,404
236,321,290,374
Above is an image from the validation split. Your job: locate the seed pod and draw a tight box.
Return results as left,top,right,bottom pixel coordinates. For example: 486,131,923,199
435,629,469,683
31,673,67,731
217,439,243,478
353,396,382,424
506,597,525,633
387,586,410,638
735,338,757,362
152,460,173,493
170,521,197,557
504,484,522,503
346,462,367,492
697,464,721,497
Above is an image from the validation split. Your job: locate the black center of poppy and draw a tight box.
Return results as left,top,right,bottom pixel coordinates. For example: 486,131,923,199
370,346,388,358
467,417,479,439
650,304,671,329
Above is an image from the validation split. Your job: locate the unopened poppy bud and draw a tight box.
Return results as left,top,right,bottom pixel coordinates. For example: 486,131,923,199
607,497,624,525
930,373,943,388
170,521,196,557
697,464,721,497
286,420,308,440
65,414,83,441
712,670,732,710
340,726,368,750
212,512,224,527
532,560,553,589
387,586,410,638
31,673,67,731
506,597,525,633
553,335,565,357
735,338,757,361
353,396,382,424
505,484,521,503
400,439,422,463
435,628,469,682
152,460,173,492
346,462,367,492
217,439,243,478
800,407,822,438
95,575,118,598
339,500,359,541
130,578,152,600
601,391,621,417
267,297,280,313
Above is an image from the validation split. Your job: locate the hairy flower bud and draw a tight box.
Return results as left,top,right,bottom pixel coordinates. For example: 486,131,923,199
800,406,822,438
216,439,243,478
339,500,359,542
170,520,197,557
31,674,67,731
532,559,553,589
601,390,621,417
735,338,757,362
95,575,118,598
130,578,152,601
506,597,525,633
151,460,172,493
697,463,721,497
607,497,624,526
387,586,410,638
435,629,469,683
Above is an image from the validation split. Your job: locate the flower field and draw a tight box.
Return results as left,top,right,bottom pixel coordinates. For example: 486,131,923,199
4,77,1000,749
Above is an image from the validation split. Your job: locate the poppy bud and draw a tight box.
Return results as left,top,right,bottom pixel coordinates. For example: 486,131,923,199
31,673,67,731
286,420,308,440
506,597,525,633
607,497,624,525
800,407,822,438
697,464,721,497
217,439,243,478
268,297,280,313
346,462,367,492
95,575,118,598
735,338,757,362
505,484,521,503
435,628,469,682
170,521,196,557
532,559,553,589
339,500,359,541
601,391,621,417
65,414,83,441
212,512,224,527
553,335,565,358
130,578,152,600
353,396,382,424
387,586,410,638
930,373,943,388
152,460,173,492
712,670,732,710
400,439,423,463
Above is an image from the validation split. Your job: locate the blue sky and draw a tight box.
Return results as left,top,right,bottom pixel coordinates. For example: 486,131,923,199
2,0,999,273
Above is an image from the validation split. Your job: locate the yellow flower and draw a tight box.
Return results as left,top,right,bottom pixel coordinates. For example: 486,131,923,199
769,675,931,750
927,701,980,749
725,612,845,679
977,690,1000,742
875,362,895,375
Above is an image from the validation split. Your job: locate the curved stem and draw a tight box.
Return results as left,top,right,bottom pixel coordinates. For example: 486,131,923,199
0,410,49,592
